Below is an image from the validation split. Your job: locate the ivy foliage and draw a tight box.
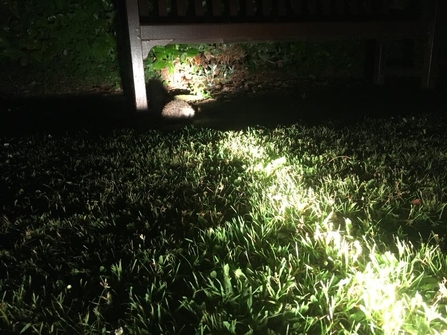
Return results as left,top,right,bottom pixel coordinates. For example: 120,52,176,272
0,0,411,93
0,0,116,68
151,45,200,73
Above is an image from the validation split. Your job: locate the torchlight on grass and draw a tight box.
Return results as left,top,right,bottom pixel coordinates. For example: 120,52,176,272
435,278,447,304
218,127,447,334
314,222,364,264
251,156,287,175
342,247,447,334
218,130,267,162
312,212,447,334
3,115,447,334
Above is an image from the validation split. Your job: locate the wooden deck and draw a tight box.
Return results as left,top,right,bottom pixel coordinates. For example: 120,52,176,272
124,0,440,112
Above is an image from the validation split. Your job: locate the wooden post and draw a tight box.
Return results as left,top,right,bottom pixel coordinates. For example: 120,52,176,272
125,0,148,112
421,0,439,89
373,39,385,85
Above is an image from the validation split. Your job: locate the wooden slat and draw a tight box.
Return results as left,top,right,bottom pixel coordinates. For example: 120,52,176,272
362,0,373,16
261,0,270,16
336,0,345,15
212,0,221,16
272,0,279,15
321,0,331,15
175,0,187,16
308,0,317,16
205,1,212,16
141,21,427,42
144,0,422,19
255,0,261,15
228,0,239,16
291,0,302,16
186,0,194,15
373,39,385,84
300,0,308,16
140,0,427,20
421,0,438,89
316,0,323,15
328,0,336,15
285,0,294,16
253,0,260,15
371,0,379,16
157,0,168,16
194,0,204,16
276,0,286,16
138,0,149,17
380,0,390,16
349,0,360,16
246,0,255,16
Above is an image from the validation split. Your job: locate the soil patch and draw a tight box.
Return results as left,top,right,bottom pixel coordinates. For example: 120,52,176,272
0,79,444,136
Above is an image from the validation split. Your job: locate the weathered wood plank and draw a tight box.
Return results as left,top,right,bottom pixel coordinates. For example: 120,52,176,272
141,21,426,42
125,0,148,111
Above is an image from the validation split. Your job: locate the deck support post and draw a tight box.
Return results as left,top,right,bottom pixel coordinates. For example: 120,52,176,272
125,0,148,112
421,0,439,89
373,39,385,85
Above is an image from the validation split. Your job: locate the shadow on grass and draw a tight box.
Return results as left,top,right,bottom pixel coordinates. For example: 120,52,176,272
0,80,443,136
195,81,444,130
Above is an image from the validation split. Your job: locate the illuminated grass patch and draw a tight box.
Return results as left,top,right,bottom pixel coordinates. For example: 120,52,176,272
1,114,447,334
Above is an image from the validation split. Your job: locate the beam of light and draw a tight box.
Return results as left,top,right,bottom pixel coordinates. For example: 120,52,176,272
217,128,447,334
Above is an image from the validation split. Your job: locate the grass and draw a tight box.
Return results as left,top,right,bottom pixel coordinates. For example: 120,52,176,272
1,112,447,334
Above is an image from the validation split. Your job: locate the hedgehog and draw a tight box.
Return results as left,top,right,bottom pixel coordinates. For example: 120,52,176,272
161,99,195,119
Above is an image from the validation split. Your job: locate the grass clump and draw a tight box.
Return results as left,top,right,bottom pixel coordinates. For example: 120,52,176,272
1,114,447,334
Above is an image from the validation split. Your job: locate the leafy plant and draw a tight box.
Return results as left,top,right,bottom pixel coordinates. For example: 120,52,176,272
1,0,116,67
149,44,199,73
